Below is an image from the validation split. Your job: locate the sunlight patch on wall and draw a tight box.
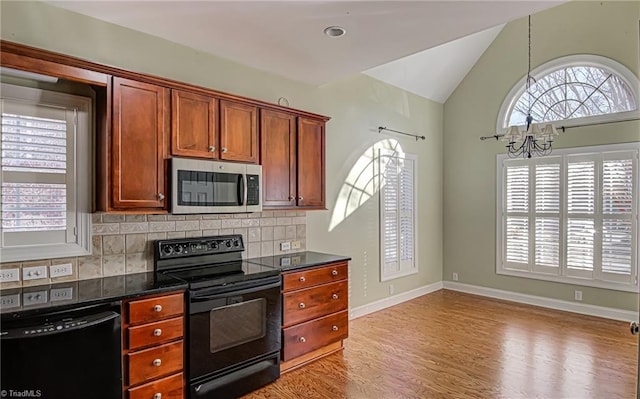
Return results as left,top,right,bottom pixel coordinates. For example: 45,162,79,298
329,139,404,232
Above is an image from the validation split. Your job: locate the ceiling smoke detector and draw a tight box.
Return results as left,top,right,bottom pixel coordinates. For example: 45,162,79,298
324,26,346,38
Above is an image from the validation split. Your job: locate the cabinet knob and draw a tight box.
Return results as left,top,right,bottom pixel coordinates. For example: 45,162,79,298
298,302,306,309
153,328,162,337
158,193,165,201
299,276,306,282
288,196,294,201
154,394,162,399
298,196,304,201
221,147,228,153
152,358,162,367
332,293,339,300
331,270,338,276
332,325,339,331
153,305,163,312
299,336,306,343
209,146,216,152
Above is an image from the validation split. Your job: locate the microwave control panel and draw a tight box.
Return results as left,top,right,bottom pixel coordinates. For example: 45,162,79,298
247,174,260,206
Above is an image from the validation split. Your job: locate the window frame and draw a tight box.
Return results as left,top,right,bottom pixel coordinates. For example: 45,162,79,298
496,142,639,292
379,152,418,282
1,83,92,262
496,54,640,133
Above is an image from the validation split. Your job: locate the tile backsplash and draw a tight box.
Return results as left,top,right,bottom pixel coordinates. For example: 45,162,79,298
0,211,306,288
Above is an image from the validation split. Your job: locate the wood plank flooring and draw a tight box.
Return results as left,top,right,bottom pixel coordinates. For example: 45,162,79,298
242,290,638,399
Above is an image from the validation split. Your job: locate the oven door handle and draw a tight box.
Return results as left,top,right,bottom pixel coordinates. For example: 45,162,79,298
191,279,281,302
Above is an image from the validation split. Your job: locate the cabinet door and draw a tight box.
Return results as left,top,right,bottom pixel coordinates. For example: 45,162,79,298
112,77,169,210
260,109,296,208
219,100,258,163
171,89,217,159
297,117,325,209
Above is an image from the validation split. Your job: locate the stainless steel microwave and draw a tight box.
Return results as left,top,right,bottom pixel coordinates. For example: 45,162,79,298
170,157,262,214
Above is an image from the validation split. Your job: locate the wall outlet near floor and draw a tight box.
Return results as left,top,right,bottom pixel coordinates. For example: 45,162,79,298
574,290,583,301
280,241,291,251
0,268,20,283
452,272,459,281
291,240,301,250
50,263,73,278
389,284,395,295
23,265,48,281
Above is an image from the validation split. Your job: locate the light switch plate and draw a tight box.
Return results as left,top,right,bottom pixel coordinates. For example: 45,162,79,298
23,265,48,281
280,241,291,251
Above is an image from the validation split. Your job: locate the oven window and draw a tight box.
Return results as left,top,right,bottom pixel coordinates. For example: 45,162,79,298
178,170,241,206
209,298,266,353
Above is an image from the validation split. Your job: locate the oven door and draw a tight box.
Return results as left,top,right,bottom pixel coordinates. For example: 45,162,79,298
188,276,281,380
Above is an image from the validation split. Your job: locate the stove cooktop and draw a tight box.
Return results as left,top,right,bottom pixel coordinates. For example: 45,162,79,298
161,261,279,290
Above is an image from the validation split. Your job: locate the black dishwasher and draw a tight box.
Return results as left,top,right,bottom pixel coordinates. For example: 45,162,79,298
1,302,123,399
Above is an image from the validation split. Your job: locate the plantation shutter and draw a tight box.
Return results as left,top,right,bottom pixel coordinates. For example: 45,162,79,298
380,153,417,281
566,158,595,277
504,164,529,269
534,161,561,272
0,99,76,247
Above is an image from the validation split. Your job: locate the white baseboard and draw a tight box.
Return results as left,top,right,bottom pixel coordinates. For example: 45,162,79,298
349,281,443,320
443,281,637,322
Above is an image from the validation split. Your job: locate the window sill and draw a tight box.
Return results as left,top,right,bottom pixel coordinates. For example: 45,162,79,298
497,267,638,293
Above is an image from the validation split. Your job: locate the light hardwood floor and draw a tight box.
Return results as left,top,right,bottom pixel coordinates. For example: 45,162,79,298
243,290,638,399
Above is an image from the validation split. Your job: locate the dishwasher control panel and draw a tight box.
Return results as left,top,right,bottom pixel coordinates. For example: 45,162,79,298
0,311,118,339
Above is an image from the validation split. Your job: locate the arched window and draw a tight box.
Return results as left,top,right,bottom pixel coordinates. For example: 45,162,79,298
497,55,639,131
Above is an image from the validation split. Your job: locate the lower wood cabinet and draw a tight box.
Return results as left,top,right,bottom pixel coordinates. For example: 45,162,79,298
123,291,185,399
280,262,349,372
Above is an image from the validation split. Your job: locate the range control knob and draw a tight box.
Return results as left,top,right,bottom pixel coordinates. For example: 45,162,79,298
174,245,183,254
225,240,232,248
233,239,240,247
162,245,174,256
211,241,219,250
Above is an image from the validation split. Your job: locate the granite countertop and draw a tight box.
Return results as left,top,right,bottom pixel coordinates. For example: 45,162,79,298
1,251,350,318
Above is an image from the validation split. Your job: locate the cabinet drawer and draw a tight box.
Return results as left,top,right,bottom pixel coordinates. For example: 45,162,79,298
128,293,184,324
283,280,348,327
282,310,348,361
128,316,184,350
128,372,184,399
128,341,183,386
283,262,347,291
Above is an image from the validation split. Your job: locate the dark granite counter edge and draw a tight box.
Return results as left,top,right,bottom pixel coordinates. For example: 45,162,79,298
279,256,351,272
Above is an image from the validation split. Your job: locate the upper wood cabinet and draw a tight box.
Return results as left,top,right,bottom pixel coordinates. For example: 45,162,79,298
171,89,218,159
219,100,258,163
261,110,326,210
111,77,169,211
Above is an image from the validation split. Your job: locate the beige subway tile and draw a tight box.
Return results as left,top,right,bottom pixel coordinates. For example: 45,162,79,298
126,253,147,274
175,220,200,231
221,219,242,228
219,229,234,235
167,232,186,239
272,211,289,218
149,221,176,232
185,215,202,220
248,227,261,242
120,222,149,234
126,234,147,253
259,211,274,218
125,214,147,222
185,230,203,238
233,213,248,219
273,226,286,240
241,218,260,227
260,218,276,227
103,255,125,276
202,229,220,236
102,235,125,255
200,219,222,230
102,214,125,223
218,214,233,219
293,216,306,225
147,215,167,222
91,213,102,223
286,225,296,239
78,256,103,280
251,212,262,218
276,217,292,226
261,227,274,241
247,242,261,258
296,225,306,238
167,215,186,221
285,211,299,217
261,241,274,256
92,223,119,235
202,214,220,220
147,232,167,241
92,236,102,256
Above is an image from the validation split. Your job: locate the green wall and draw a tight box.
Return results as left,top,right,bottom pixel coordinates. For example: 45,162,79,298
443,1,640,311
0,1,443,308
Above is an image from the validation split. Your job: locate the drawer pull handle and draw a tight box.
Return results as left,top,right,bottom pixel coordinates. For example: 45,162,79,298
299,336,306,343
332,325,339,331
153,328,162,337
154,394,162,399
299,276,306,282
152,358,162,367
153,305,163,312
332,294,339,300
331,270,338,276
298,302,306,309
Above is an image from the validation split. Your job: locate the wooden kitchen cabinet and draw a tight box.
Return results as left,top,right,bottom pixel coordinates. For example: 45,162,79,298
260,110,326,210
110,77,170,211
219,99,258,163
123,291,185,399
280,262,349,372
171,89,218,159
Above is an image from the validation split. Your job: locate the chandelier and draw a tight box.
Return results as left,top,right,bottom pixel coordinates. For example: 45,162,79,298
501,15,559,158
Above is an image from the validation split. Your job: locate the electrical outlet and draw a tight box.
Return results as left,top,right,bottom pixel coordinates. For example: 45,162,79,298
280,241,291,251
291,240,301,250
389,284,395,295
23,265,48,281
452,272,459,281
50,263,73,278
574,290,583,301
0,268,20,283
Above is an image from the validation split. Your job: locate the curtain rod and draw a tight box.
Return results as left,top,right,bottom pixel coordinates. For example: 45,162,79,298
378,126,426,141
480,117,640,141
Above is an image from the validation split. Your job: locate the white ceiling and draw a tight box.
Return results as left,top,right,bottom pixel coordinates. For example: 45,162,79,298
47,1,563,103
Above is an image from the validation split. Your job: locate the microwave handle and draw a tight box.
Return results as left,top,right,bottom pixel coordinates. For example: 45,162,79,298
238,174,245,206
